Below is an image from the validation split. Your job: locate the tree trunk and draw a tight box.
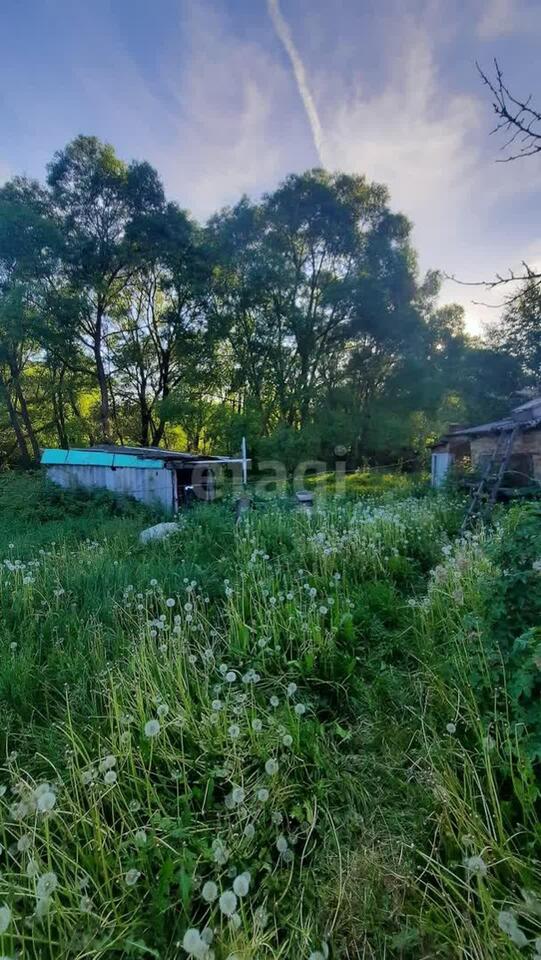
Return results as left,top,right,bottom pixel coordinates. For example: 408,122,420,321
94,311,111,441
0,370,31,465
13,378,41,461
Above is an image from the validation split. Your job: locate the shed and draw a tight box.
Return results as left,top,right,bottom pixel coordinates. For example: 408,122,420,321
41,445,250,513
431,397,541,489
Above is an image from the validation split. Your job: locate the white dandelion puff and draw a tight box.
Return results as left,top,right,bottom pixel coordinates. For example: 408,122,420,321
36,872,58,898
144,719,161,738
125,868,141,887
0,904,11,935
219,889,238,916
233,871,251,897
265,758,279,775
202,880,219,903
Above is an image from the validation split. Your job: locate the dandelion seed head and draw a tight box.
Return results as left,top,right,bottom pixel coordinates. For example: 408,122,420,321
252,718,263,733
243,822,255,839
446,722,457,734
282,734,293,748
219,889,238,916
144,719,161,738
36,872,58,898
157,703,169,718
202,880,219,903
232,871,251,897
294,703,306,716
464,854,487,877
125,868,141,887
104,770,117,785
265,758,279,775
0,904,11,935
276,835,288,854
257,788,270,802
270,696,279,708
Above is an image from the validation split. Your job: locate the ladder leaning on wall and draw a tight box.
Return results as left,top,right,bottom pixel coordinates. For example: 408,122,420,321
460,424,519,533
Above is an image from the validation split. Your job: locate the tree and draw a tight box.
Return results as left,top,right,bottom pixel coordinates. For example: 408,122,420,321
46,136,166,440
490,281,541,388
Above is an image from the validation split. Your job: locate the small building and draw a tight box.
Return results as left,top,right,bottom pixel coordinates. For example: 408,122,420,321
41,444,250,513
431,396,541,489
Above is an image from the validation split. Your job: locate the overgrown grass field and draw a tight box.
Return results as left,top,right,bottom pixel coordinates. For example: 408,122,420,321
0,474,540,959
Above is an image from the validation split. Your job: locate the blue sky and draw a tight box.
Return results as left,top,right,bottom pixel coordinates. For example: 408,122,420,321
1,0,541,331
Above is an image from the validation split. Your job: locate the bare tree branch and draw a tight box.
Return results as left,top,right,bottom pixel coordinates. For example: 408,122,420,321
477,58,541,161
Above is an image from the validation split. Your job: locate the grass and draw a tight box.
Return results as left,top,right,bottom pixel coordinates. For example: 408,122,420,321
0,474,539,959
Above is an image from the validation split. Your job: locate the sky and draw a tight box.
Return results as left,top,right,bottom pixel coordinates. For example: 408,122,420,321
1,0,541,333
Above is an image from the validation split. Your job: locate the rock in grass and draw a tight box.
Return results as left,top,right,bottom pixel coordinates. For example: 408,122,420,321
139,522,180,544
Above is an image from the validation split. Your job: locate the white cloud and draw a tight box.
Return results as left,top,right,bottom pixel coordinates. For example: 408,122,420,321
478,0,518,38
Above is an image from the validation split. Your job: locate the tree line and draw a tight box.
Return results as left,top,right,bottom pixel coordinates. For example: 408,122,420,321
0,135,537,470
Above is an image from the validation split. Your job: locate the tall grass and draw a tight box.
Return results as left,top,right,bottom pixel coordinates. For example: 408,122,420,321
0,476,539,959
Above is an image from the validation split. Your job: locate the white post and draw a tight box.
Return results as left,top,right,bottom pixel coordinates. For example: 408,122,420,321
241,436,248,487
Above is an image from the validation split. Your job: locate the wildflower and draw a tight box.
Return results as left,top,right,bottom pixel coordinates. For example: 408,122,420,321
446,722,457,734
252,718,263,733
17,833,32,852
98,755,116,773
265,758,279,775
243,822,255,839
26,858,39,878
212,839,229,865
272,811,283,825
125,869,141,887
276,835,288,854
283,848,294,863
211,699,222,712
104,770,118,786
166,597,175,608
228,724,241,740
498,910,528,947
282,734,293,748
219,889,238,916
464,855,487,877
201,927,214,945
254,905,269,928
532,559,541,572
219,663,228,675
144,719,161,738
319,605,328,615
0,904,11,935
225,671,237,683
233,871,251,897
257,788,270,802
157,703,169,718
286,682,297,697
150,579,158,587
182,927,208,957
79,895,93,913
294,703,306,716
231,786,245,805
202,880,219,903
188,654,197,665
36,872,58,898
269,696,279,708
129,799,141,813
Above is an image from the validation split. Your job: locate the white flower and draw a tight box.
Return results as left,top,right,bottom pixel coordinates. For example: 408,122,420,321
219,889,238,916
144,719,161,738
252,718,263,733
243,822,255,840
150,579,158,587
0,904,11,935
228,724,241,740
211,700,223,712
79,895,93,913
498,910,528,947
182,927,208,957
257,788,270,802
294,703,306,716
463,855,487,877
36,872,58,898
282,734,293,748
265,758,279,775
125,868,141,887
104,770,117,786
157,703,169,718
201,927,214,945
272,811,283,825
233,871,251,897
532,559,541,572
17,834,32,852
446,722,457,734
134,830,147,847
225,671,237,683
166,597,175,608
212,839,229,865
202,880,219,903
270,696,279,708
98,755,116,773
286,682,297,697
276,835,288,854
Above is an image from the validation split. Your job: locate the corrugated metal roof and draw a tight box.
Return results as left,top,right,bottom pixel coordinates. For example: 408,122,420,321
41,449,164,469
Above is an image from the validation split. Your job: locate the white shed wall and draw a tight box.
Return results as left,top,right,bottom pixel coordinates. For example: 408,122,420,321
46,464,175,512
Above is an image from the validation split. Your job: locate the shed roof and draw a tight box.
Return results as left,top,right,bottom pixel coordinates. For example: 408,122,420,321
41,445,247,469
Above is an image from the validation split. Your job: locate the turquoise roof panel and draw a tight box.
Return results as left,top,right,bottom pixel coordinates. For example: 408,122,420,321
41,449,164,469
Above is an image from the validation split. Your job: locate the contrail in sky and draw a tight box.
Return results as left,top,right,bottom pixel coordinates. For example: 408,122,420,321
267,0,325,165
